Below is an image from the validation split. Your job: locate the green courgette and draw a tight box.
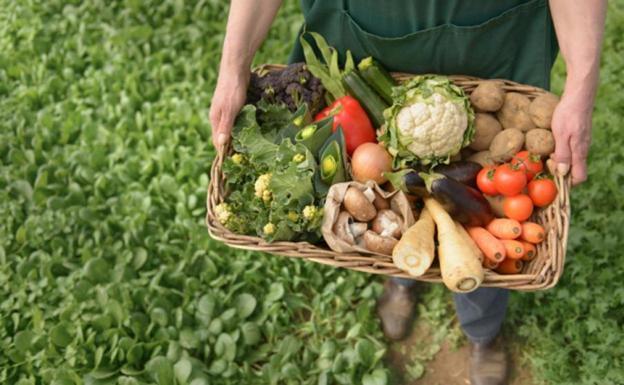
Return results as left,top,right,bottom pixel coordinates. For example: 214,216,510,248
342,70,388,128
358,56,397,104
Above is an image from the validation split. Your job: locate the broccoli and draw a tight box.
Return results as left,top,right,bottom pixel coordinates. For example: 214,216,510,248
247,63,325,115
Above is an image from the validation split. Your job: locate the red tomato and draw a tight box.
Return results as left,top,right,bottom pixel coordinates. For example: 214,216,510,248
511,151,544,180
528,178,558,207
493,163,527,196
503,194,534,221
315,95,376,155
476,166,498,196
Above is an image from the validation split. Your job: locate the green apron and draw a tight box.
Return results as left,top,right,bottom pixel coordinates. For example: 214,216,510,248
289,0,558,89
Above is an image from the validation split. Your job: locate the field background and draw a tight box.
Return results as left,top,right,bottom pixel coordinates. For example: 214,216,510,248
0,1,622,384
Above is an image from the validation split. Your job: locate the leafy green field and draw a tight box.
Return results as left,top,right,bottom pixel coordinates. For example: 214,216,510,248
0,1,622,385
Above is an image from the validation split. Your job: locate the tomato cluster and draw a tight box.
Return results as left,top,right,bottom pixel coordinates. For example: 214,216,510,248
476,151,558,221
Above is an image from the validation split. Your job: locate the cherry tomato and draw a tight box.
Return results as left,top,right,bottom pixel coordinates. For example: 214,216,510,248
476,166,498,196
503,194,534,221
511,151,543,180
528,178,558,207
493,163,527,196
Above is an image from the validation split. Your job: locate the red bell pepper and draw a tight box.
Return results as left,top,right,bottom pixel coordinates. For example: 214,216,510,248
315,95,376,155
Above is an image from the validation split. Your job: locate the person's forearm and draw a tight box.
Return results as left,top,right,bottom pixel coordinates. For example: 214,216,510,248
549,0,606,110
220,0,283,77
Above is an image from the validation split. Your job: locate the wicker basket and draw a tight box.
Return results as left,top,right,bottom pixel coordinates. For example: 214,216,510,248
206,64,571,291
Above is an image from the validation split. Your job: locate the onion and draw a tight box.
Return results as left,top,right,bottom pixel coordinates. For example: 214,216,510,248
351,143,392,184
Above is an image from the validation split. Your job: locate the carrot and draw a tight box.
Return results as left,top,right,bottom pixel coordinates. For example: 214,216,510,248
501,239,525,260
482,258,500,270
496,258,524,274
466,226,506,263
520,222,545,243
486,218,521,240
393,208,435,277
424,198,484,293
521,241,536,261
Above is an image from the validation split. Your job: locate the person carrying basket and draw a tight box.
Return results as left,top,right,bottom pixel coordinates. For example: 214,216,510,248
209,1,605,384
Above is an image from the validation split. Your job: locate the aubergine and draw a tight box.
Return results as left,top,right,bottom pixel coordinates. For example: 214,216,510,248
433,161,482,187
385,170,493,226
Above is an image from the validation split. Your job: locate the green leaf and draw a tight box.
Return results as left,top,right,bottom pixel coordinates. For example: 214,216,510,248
362,369,388,385
235,293,257,319
50,323,73,347
197,294,215,317
83,257,111,284
266,282,285,303
215,333,236,362
146,356,174,385
174,359,192,384
355,339,375,367
179,329,199,349
241,322,261,346
14,330,35,353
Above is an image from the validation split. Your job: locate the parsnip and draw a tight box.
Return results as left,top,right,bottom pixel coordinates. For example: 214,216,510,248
424,198,484,293
455,222,484,263
392,208,435,277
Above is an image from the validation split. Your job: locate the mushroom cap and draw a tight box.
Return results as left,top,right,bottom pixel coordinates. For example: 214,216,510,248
371,209,402,239
363,230,398,255
343,187,377,222
333,211,355,245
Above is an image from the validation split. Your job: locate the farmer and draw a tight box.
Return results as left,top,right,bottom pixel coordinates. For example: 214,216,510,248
210,1,606,384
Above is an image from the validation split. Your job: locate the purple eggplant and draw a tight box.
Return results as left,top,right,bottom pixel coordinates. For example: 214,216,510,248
385,170,493,226
433,161,482,187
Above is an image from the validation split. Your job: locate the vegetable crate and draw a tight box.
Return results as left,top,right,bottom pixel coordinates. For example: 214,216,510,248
207,64,571,292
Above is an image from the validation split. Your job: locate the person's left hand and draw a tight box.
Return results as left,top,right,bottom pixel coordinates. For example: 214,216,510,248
550,93,593,185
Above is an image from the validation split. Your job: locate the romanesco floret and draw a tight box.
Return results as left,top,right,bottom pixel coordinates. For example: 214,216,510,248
303,205,321,221
254,173,272,200
231,153,245,165
292,153,305,163
215,203,232,225
263,223,275,235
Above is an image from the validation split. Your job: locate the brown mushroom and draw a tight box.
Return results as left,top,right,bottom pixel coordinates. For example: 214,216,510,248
372,191,390,210
333,211,356,245
363,230,398,255
371,209,402,239
343,187,377,222
349,222,368,238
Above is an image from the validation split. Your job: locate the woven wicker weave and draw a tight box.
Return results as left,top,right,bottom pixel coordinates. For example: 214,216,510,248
206,64,571,291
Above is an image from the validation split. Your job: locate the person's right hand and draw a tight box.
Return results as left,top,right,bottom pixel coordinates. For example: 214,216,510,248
209,70,249,151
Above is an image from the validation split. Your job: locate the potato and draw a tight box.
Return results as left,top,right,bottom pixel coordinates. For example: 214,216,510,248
489,128,524,162
460,147,476,160
496,92,535,132
525,128,555,156
529,93,559,128
469,113,502,151
467,150,495,167
470,81,505,112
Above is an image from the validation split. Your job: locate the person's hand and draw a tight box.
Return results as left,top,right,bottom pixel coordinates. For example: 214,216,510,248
550,93,593,185
209,70,249,151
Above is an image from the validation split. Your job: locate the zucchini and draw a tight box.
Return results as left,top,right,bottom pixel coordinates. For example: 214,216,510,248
358,57,397,104
342,70,388,128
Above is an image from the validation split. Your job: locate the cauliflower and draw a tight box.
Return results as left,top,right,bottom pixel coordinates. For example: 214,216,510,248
254,173,272,202
381,75,474,165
